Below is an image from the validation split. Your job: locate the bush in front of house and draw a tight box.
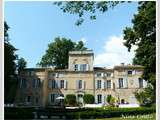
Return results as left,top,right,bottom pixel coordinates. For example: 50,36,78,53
65,94,77,106
65,107,155,119
106,95,116,106
5,107,35,119
83,94,94,104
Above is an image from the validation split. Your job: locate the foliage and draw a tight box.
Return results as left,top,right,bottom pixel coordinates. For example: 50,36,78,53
5,107,155,119
135,85,154,107
54,1,125,26
5,107,34,119
106,95,115,106
65,94,77,106
38,37,87,68
65,107,155,119
83,94,94,104
4,22,18,103
123,1,156,104
17,57,27,74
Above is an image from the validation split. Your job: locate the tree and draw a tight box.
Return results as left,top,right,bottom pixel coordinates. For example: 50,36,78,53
123,2,156,104
4,22,18,103
17,57,27,74
54,1,125,26
83,94,94,104
38,37,87,68
65,94,77,106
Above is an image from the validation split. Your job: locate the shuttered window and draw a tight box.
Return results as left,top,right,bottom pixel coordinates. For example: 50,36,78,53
106,80,111,89
119,78,123,88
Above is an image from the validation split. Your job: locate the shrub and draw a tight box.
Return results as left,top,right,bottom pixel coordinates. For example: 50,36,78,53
83,94,94,104
106,95,115,106
65,107,155,119
65,94,76,106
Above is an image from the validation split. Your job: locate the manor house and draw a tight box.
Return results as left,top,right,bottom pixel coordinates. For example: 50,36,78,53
15,50,147,107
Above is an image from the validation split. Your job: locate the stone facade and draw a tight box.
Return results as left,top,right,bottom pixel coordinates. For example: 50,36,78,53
15,50,147,107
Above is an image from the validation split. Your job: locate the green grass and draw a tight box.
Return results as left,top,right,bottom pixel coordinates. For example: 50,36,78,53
96,113,156,120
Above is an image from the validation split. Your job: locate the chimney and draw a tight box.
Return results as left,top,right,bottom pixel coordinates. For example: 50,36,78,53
121,63,124,66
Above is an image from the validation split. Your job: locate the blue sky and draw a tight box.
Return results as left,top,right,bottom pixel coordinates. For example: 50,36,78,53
5,1,138,68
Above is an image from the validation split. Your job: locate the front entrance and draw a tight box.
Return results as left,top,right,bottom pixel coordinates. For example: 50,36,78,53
77,94,83,104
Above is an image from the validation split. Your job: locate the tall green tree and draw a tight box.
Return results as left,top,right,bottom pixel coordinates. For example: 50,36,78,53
123,1,156,104
4,22,18,103
17,57,27,74
38,37,87,68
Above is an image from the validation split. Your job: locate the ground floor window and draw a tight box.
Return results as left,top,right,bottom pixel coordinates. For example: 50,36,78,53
97,94,102,104
50,94,55,103
77,94,83,104
27,96,31,102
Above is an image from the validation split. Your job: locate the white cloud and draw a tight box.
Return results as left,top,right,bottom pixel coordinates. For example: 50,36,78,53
94,35,137,68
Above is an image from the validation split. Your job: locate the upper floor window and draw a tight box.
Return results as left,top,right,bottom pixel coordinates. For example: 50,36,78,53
74,64,88,71
106,73,111,77
78,80,82,89
77,80,84,90
32,78,41,88
48,80,56,89
119,78,123,88
60,80,64,89
20,78,27,88
128,71,132,75
106,80,111,89
96,73,102,77
74,64,78,71
80,64,87,71
139,78,143,88
97,80,101,89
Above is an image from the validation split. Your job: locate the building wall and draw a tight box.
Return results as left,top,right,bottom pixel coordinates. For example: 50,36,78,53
15,51,146,107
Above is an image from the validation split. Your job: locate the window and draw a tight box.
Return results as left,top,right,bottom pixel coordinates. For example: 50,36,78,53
35,97,39,103
20,78,27,88
80,64,87,71
50,94,55,103
97,94,102,104
97,80,101,89
119,78,123,88
139,78,143,88
128,71,132,75
48,80,57,89
32,78,41,88
27,96,31,102
78,80,82,89
75,64,78,71
96,73,102,77
106,80,111,89
106,73,111,77
60,80,64,88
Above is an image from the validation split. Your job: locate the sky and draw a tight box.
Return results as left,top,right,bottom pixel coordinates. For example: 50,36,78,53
5,1,138,68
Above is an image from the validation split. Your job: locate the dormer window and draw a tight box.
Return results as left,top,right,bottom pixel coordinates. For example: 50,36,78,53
80,64,87,71
74,64,88,71
128,71,132,75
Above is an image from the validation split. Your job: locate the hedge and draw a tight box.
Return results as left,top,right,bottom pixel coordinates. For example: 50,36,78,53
65,107,156,119
5,107,155,119
83,94,94,104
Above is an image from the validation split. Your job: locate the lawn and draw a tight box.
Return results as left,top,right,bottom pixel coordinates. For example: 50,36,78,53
96,113,156,120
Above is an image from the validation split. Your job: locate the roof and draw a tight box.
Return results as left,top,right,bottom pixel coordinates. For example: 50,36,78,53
94,67,113,72
69,50,93,55
114,65,144,70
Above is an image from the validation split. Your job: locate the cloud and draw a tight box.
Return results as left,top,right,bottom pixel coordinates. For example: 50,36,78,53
94,35,137,68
